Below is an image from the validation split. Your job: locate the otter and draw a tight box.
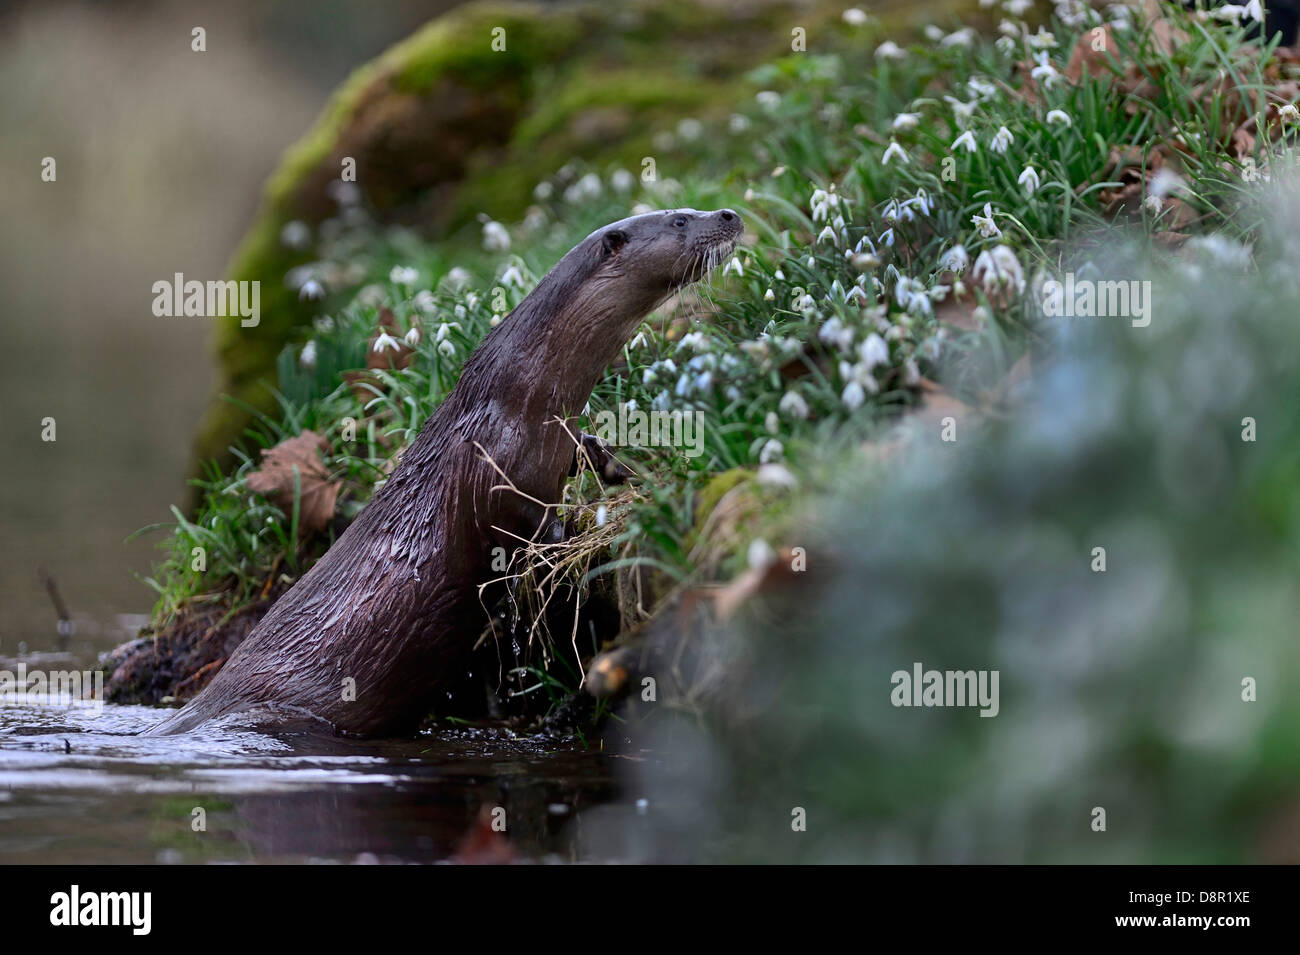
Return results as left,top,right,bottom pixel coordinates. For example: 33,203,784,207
146,208,743,737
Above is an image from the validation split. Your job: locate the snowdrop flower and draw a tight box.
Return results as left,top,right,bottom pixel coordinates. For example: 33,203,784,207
858,333,890,369
723,256,744,277
1018,164,1041,194
500,264,526,288
999,18,1022,37
1279,103,1300,123
729,114,751,134
445,266,471,287
748,538,778,569
1149,167,1186,199
968,76,998,101
1003,0,1033,15
764,288,776,301
818,225,839,244
1245,0,1264,20
1046,109,1072,127
676,331,708,353
842,380,866,410
952,130,978,153
533,181,554,201
842,7,869,25
677,118,703,141
892,112,922,131
413,289,437,313
1209,4,1247,21
996,35,1018,55
299,279,325,302
779,390,810,420
281,220,311,250
1031,51,1059,89
481,220,510,252
880,228,896,247
759,438,785,464
610,168,635,192
818,316,854,351
404,326,421,347
940,27,975,47
438,339,456,358
1144,194,1163,214
990,126,1014,154
756,463,799,489
907,189,933,216
972,245,1025,293
299,340,317,368
875,41,906,60
374,329,401,353
756,90,782,109
1028,27,1057,49
972,203,1001,238
389,265,418,286
435,322,460,342
945,96,978,128
882,140,910,165
940,244,970,272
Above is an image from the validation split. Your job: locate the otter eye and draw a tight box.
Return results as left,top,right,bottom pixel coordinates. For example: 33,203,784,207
672,216,688,228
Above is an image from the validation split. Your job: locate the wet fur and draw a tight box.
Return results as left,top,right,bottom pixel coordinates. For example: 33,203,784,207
147,209,741,737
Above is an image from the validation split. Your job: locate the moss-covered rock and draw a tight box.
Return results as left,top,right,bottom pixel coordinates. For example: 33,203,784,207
192,0,862,484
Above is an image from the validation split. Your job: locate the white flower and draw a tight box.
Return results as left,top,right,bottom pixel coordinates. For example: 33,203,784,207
1210,4,1247,21
842,380,866,410
1279,103,1300,123
756,464,799,489
481,221,510,252
445,266,472,287
1245,0,1264,21
1031,52,1059,89
972,203,1002,238
996,35,1018,55
404,326,421,347
1003,0,1033,15
882,140,910,165
990,126,1014,154
945,96,978,127
1045,109,1072,127
968,76,998,101
724,256,744,277
1149,168,1185,199
858,333,890,369
373,330,401,353
764,288,776,301
1028,27,1057,49
940,245,970,272
413,290,437,313
875,41,906,60
779,390,810,420
610,168,635,192
759,439,785,464
892,112,922,131
298,279,325,302
438,339,456,358
389,265,418,286
500,264,526,288
756,90,782,109
729,114,751,134
1018,165,1041,194
817,225,839,244
280,220,311,250
748,538,778,569
972,245,1025,293
952,130,978,153
1144,194,1163,214
842,7,869,26
940,27,975,47
999,18,1022,37
533,181,553,201
299,340,317,368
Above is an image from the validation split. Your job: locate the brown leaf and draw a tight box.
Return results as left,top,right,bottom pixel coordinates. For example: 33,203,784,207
245,430,340,536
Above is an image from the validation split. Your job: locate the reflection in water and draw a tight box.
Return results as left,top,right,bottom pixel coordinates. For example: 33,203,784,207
0,655,622,864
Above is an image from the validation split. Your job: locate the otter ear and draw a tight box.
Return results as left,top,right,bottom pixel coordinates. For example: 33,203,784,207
601,229,629,257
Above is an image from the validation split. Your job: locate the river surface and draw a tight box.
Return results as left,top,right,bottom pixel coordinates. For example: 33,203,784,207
0,650,642,864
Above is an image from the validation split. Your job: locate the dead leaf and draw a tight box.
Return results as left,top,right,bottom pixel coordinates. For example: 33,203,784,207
245,430,340,536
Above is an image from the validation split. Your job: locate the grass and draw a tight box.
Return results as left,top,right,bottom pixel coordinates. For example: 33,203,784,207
137,4,1299,714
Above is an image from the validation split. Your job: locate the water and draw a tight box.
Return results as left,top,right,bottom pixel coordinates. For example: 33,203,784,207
0,651,624,864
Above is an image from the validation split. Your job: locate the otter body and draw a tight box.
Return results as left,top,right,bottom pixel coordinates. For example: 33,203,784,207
147,208,741,737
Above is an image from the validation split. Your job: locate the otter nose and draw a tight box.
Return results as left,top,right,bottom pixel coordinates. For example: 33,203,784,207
718,209,738,223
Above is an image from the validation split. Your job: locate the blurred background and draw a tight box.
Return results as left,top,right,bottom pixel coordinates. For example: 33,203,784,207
0,0,463,651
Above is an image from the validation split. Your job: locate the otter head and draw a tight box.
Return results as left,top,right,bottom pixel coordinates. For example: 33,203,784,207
582,208,744,314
